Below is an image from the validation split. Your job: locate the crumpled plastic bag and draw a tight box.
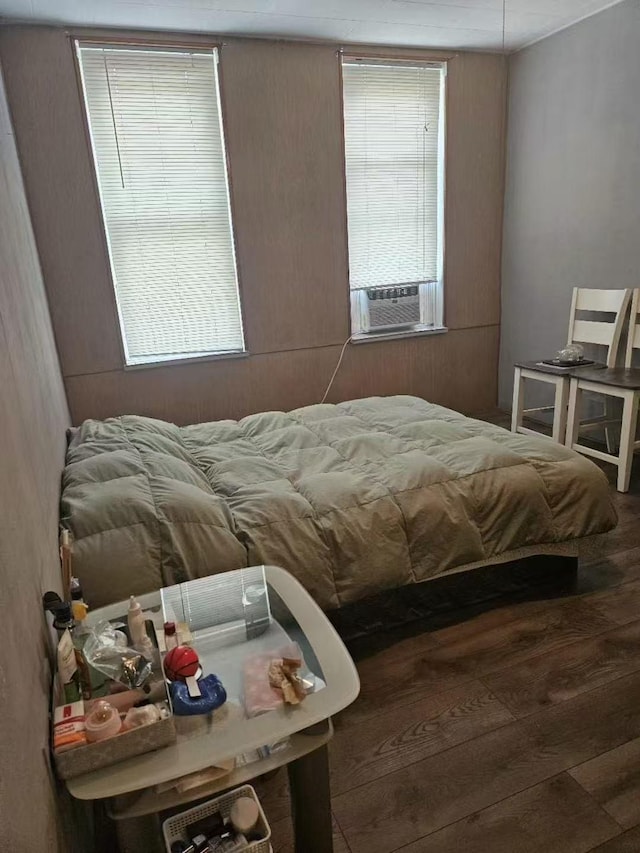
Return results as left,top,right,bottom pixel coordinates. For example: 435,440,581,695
83,620,152,689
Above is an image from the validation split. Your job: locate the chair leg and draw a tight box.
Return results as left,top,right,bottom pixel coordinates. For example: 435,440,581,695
511,367,524,434
565,378,581,448
604,394,617,454
617,391,639,493
552,378,569,443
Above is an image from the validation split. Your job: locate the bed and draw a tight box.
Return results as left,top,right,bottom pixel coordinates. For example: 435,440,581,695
61,395,617,611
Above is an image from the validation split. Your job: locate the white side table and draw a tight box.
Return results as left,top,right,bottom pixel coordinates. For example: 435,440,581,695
67,565,360,853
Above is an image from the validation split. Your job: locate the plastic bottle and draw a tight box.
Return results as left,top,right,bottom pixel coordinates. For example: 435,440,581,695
56,628,82,703
72,600,107,699
128,595,153,658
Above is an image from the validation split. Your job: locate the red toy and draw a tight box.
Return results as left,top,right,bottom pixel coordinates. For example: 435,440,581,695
163,645,200,682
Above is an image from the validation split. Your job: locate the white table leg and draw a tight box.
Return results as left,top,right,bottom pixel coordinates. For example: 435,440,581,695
552,378,569,444
618,390,639,493
511,367,524,433
565,378,581,448
604,393,617,454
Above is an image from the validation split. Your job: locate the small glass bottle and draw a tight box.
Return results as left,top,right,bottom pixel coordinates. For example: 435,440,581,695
164,621,178,651
70,576,83,602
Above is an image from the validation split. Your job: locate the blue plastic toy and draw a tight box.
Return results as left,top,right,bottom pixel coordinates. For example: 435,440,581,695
170,674,227,716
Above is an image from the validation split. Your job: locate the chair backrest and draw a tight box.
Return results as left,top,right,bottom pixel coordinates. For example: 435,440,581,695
567,287,632,368
625,289,640,368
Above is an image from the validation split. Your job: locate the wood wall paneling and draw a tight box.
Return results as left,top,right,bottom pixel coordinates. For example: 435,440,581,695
0,64,73,851
0,27,124,376
444,52,506,331
221,40,350,353
0,27,506,426
64,325,499,424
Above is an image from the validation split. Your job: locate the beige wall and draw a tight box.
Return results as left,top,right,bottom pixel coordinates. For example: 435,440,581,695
0,63,74,851
0,26,506,426
500,0,640,409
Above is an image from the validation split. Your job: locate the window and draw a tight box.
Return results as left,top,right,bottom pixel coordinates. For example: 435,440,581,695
76,43,244,366
342,57,446,337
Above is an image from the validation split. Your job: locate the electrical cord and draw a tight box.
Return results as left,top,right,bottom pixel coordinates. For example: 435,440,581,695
320,336,352,404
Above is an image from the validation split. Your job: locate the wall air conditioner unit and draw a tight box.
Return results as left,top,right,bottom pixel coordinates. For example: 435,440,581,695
361,285,420,333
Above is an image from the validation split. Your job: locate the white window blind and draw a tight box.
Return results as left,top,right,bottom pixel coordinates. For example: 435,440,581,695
77,44,244,365
342,58,446,333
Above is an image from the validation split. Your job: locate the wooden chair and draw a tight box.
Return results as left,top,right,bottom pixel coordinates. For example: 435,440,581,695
566,288,640,492
511,288,631,444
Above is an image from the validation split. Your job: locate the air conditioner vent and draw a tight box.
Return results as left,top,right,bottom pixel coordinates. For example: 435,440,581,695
362,285,421,332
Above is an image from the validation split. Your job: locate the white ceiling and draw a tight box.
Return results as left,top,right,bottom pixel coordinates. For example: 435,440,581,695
0,0,625,52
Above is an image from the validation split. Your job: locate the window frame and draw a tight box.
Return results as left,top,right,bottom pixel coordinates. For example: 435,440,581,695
74,39,248,369
340,55,448,341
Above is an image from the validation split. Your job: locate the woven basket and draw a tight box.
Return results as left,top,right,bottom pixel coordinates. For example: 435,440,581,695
162,784,271,853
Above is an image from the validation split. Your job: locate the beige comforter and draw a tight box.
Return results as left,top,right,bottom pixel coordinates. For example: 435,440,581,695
61,396,617,609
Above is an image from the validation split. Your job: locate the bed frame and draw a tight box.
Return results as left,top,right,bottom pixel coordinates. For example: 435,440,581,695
329,554,579,645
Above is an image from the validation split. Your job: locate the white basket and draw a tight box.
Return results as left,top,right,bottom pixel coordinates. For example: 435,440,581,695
162,784,271,853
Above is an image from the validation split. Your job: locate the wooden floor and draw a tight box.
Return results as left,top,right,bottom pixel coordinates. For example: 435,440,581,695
256,441,640,853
